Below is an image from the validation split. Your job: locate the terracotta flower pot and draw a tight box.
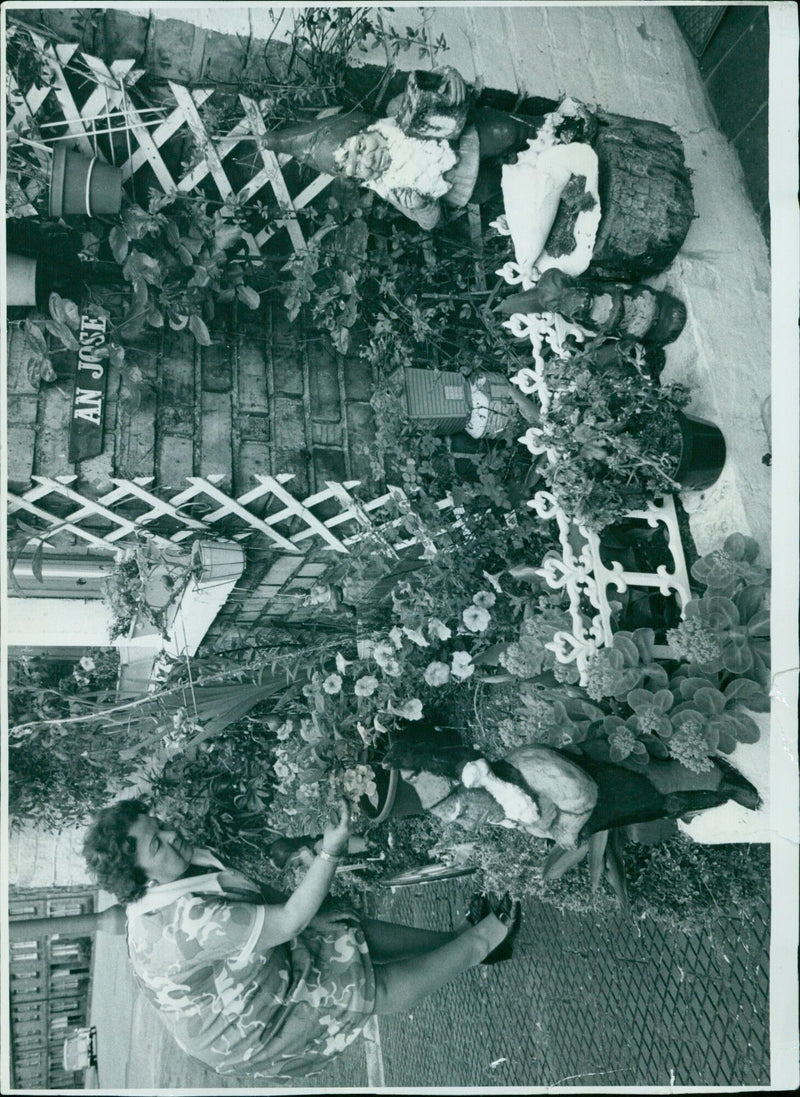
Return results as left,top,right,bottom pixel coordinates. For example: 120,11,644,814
49,145,123,217
7,252,39,306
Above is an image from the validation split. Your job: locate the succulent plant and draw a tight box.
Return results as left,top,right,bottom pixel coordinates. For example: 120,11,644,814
667,584,770,687
690,533,769,598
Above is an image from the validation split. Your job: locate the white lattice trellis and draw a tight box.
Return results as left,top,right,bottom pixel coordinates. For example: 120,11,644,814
8,33,331,255
6,474,455,559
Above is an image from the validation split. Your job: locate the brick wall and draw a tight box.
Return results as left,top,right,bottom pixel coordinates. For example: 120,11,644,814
7,298,382,500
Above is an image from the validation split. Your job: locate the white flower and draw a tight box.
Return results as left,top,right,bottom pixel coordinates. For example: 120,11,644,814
388,698,423,721
373,641,396,669
381,656,403,678
462,605,491,633
356,721,376,746
275,719,294,741
451,651,475,681
342,764,379,806
299,718,323,744
427,617,452,642
335,651,351,674
274,758,293,780
473,590,496,609
373,642,402,676
79,656,96,672
424,661,451,687
322,673,342,695
389,627,404,649
354,675,379,698
403,627,429,648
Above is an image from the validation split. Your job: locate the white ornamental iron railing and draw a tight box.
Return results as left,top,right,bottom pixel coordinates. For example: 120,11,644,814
9,32,330,257
502,303,691,686
6,474,454,560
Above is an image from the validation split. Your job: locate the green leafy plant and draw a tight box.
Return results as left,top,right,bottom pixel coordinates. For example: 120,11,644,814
12,292,89,386
667,585,770,688
102,539,198,639
84,193,268,346
520,342,693,529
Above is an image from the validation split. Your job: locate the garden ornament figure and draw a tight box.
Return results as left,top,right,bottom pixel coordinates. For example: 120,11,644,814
82,797,520,1082
258,66,559,229
386,738,761,850
259,69,694,282
496,267,688,346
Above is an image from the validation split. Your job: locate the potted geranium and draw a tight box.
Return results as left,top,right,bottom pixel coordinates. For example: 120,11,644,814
519,341,725,530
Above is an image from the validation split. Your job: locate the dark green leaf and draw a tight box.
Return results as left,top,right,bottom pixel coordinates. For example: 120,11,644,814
109,225,130,264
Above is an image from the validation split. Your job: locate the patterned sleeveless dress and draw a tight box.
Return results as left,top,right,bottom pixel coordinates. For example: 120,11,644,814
125,848,375,1081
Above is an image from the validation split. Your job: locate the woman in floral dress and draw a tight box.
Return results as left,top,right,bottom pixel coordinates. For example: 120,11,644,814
83,798,516,1082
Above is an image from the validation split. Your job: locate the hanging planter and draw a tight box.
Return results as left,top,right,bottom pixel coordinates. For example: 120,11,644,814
7,253,39,307
49,145,123,218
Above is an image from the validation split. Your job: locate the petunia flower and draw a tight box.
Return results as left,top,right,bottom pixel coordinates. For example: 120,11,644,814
424,661,451,687
389,627,404,650
451,651,475,681
373,641,397,669
428,617,452,642
322,674,342,695
462,605,491,633
335,651,352,674
354,675,379,698
388,698,423,721
473,590,496,609
275,719,294,741
403,627,429,648
380,656,403,678
79,656,96,672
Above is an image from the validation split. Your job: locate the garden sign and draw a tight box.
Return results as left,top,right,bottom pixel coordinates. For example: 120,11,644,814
68,315,108,461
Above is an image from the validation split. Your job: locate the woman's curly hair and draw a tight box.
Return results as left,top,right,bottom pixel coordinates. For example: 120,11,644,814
82,798,151,904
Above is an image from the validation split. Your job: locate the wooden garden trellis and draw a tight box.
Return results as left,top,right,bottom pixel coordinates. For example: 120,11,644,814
8,31,332,257
6,474,456,558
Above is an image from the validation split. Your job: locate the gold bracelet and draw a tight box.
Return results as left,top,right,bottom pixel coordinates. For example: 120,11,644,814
318,848,342,864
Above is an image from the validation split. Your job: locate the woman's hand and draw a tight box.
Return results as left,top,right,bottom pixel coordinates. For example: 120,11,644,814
321,800,351,857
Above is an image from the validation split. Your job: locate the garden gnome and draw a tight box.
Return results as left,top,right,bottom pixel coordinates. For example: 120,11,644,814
259,67,557,229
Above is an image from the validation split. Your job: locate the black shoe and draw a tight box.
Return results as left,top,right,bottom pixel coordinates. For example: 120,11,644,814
482,898,522,966
465,892,492,926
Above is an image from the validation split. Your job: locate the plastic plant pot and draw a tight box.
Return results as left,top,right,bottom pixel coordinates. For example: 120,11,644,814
49,145,123,217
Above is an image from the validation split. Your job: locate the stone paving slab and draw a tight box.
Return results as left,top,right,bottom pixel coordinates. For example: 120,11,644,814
365,877,770,1088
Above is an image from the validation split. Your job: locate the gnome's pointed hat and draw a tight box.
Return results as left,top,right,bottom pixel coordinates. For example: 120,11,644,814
260,109,374,175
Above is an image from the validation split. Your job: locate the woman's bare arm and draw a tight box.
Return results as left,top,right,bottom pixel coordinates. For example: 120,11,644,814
251,802,352,948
